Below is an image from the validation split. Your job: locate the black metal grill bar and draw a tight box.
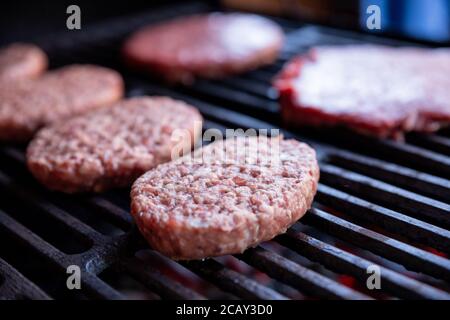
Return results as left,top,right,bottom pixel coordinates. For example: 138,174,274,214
85,196,133,230
407,134,450,157
320,164,450,228
0,209,66,261
128,81,285,137
326,148,450,202
368,139,450,179
0,258,51,300
316,185,450,253
302,208,450,281
182,259,287,300
263,15,303,33
278,231,450,300
0,171,106,245
81,272,126,300
83,232,210,300
278,130,450,182
0,146,25,163
238,247,371,300
238,70,276,85
202,120,231,134
181,80,280,115
0,209,124,300
0,147,130,230
210,77,273,99
119,258,205,300
0,203,204,300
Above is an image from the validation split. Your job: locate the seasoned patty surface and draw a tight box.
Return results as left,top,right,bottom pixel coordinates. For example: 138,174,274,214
0,64,124,141
275,46,450,139
0,43,48,81
122,13,284,84
131,136,319,260
27,97,203,193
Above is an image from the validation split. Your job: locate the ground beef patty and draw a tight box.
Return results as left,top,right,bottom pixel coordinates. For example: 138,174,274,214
131,136,319,260
27,96,203,193
0,43,48,81
122,13,284,84
0,64,124,141
275,45,450,139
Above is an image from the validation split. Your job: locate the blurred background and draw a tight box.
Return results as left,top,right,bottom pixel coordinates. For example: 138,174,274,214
225,0,450,43
1,0,449,46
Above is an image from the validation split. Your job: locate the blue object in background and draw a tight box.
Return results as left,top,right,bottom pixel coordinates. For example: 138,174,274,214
360,0,450,42
402,0,449,41
360,0,390,31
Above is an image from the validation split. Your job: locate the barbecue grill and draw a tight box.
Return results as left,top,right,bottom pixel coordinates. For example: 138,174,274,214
0,1,449,300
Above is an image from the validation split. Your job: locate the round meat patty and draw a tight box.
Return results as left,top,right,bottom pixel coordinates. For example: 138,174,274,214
275,45,450,139
0,64,124,141
122,13,284,84
0,43,48,81
131,136,319,260
27,96,203,193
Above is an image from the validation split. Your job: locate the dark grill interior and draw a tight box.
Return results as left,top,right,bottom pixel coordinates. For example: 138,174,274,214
0,1,449,300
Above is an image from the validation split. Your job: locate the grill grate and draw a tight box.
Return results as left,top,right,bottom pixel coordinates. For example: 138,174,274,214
0,1,449,300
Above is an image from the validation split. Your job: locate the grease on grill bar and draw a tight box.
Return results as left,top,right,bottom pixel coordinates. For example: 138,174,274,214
1,1,450,300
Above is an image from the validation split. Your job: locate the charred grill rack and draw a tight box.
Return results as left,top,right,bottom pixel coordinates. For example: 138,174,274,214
0,1,449,300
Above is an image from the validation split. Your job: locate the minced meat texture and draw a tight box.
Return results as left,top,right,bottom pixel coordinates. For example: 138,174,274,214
0,64,124,141
27,96,202,193
131,136,319,260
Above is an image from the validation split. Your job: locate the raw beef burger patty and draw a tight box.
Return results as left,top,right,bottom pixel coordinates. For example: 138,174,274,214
0,64,123,141
27,97,202,193
0,43,48,81
275,46,450,139
131,136,319,260
122,13,284,84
